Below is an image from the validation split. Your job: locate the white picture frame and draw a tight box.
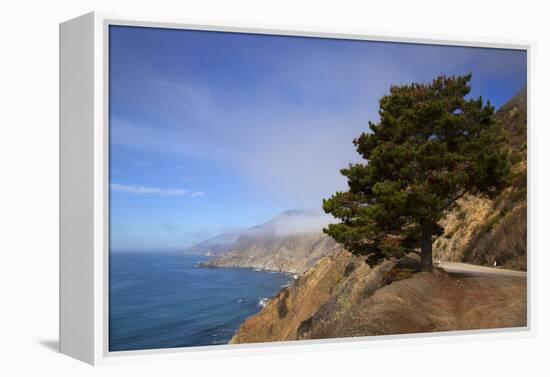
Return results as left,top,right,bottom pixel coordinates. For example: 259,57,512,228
59,11,534,365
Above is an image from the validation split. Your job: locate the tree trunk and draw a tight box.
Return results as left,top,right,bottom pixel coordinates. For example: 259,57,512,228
420,220,433,272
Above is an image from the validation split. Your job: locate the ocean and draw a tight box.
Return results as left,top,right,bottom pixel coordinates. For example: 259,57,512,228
109,252,291,351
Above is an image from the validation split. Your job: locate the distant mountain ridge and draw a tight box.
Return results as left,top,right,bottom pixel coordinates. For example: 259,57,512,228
202,232,343,275
182,209,333,257
197,209,340,274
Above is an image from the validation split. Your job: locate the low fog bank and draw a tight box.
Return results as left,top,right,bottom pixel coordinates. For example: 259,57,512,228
247,209,335,238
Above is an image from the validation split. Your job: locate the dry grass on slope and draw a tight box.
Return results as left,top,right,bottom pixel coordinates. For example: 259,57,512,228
231,253,526,344
230,251,396,344
230,251,355,344
316,271,526,338
433,180,527,270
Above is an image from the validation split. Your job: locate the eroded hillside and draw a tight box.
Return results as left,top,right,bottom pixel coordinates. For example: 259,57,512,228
433,88,527,270
231,251,526,343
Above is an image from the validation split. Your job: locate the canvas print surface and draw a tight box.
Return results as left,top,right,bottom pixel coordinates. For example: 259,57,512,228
108,25,527,352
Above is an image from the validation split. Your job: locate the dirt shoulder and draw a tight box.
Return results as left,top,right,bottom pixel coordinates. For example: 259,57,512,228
439,264,527,330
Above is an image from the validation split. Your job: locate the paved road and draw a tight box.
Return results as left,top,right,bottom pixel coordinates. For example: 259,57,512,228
438,261,527,278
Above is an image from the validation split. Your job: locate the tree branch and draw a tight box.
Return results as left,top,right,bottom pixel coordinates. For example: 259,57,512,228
438,189,467,212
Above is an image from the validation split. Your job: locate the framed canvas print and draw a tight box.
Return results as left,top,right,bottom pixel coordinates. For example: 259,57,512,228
59,12,532,365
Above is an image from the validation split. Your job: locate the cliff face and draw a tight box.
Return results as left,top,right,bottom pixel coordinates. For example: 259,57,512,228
433,88,527,270
203,232,344,275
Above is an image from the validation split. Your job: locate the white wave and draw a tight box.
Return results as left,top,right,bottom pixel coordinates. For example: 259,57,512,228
258,297,269,308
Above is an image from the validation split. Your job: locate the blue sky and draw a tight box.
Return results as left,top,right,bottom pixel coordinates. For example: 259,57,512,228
109,25,527,251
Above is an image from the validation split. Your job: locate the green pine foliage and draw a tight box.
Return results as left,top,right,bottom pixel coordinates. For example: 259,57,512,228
323,74,510,271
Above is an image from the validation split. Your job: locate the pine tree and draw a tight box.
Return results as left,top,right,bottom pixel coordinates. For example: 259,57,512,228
323,74,509,271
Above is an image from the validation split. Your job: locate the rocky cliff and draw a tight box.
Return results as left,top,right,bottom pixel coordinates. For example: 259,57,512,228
433,88,527,270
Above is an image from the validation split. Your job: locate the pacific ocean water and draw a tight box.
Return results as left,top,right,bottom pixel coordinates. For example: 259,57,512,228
109,252,291,351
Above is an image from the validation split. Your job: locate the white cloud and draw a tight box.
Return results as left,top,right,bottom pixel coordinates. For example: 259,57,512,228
191,191,206,198
111,183,188,196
